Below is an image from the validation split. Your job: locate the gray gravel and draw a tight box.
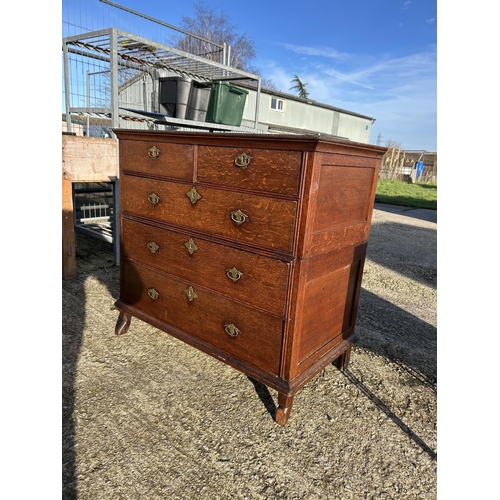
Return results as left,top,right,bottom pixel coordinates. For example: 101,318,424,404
62,203,437,499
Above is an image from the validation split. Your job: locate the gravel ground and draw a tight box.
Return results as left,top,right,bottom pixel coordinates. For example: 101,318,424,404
62,203,437,499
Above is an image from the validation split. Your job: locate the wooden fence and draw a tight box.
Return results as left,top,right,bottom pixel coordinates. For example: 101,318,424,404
378,149,437,183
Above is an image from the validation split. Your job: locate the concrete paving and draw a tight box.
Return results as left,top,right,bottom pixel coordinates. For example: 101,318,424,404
374,203,437,224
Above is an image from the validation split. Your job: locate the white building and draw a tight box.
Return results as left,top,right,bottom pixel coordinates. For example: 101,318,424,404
238,84,375,143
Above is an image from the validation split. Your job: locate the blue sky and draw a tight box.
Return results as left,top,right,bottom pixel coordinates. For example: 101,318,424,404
61,0,437,151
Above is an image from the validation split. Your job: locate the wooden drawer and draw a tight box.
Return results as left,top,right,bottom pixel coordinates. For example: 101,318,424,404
120,175,298,253
197,146,302,195
119,139,194,180
121,218,290,317
121,259,283,374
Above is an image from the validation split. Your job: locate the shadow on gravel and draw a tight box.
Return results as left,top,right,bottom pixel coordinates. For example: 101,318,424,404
63,275,92,499
367,221,437,288
62,236,117,500
341,369,437,461
356,288,437,384
247,377,277,419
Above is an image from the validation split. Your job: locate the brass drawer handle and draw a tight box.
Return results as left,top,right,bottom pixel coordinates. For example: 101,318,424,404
148,288,159,300
148,146,160,159
147,241,159,253
224,323,240,338
230,209,248,225
226,267,243,282
148,192,160,205
186,186,201,205
184,238,199,255
234,153,253,169
184,285,197,302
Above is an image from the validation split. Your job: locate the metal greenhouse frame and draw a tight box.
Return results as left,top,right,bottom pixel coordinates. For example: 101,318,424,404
63,27,262,135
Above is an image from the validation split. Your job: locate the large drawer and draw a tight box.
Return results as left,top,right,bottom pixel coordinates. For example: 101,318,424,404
197,146,302,195
121,259,283,374
121,218,290,317
120,175,298,253
119,139,194,180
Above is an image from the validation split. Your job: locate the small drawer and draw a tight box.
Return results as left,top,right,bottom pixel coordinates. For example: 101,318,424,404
121,259,283,374
119,139,194,180
121,218,290,317
197,146,302,195
120,175,298,254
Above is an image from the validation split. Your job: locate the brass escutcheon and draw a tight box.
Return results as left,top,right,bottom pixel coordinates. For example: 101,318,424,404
147,146,160,159
148,288,159,300
147,241,160,253
234,153,253,169
186,186,202,205
148,192,160,205
226,267,243,282
224,323,240,338
184,238,199,255
184,285,197,302
230,209,248,225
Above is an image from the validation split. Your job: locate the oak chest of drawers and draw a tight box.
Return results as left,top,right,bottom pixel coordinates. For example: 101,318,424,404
113,130,385,425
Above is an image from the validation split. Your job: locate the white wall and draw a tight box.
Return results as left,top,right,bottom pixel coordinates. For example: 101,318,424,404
337,113,372,144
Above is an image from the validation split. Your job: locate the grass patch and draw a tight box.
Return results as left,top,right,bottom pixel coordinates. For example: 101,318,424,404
375,180,437,210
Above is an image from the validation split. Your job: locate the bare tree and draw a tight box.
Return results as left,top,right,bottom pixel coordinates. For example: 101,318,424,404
385,139,402,149
177,1,256,71
244,66,277,90
289,75,309,99
374,136,401,149
260,78,277,91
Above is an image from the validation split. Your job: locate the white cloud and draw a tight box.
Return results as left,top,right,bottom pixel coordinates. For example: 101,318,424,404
317,51,436,96
279,43,350,61
262,47,436,150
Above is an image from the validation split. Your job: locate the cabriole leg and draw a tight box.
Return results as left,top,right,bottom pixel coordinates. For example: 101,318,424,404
115,310,131,336
275,392,294,426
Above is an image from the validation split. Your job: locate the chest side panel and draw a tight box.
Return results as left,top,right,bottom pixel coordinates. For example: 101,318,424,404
303,151,381,257
285,244,366,379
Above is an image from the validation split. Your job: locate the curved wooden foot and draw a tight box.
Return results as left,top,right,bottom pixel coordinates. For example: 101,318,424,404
275,393,294,426
335,345,352,371
115,310,132,336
